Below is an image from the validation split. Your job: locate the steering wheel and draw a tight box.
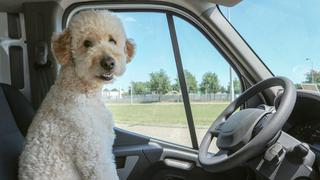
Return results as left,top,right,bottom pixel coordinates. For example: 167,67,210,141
198,76,296,172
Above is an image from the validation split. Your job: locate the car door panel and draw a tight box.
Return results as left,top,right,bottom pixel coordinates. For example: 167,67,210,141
114,128,247,180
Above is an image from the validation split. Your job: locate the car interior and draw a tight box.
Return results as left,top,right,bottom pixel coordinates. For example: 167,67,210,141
0,0,320,180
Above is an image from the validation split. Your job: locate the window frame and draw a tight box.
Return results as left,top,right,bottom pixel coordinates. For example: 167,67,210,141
63,2,245,149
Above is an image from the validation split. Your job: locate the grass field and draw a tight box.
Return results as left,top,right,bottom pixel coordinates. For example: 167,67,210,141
107,102,228,126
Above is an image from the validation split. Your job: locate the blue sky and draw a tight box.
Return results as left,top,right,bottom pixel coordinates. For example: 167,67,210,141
108,0,320,91
220,0,320,83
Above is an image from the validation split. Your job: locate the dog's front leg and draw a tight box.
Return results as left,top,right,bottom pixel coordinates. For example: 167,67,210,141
70,131,119,180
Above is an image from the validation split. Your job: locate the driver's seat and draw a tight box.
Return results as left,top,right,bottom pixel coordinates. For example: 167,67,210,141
0,83,35,180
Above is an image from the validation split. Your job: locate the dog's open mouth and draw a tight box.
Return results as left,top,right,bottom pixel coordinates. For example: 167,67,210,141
97,72,114,81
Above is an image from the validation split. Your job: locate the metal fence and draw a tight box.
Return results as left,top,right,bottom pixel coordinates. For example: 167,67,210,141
103,93,233,103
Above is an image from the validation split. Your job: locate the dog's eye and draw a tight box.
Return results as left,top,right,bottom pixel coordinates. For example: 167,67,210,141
109,37,117,45
83,40,93,48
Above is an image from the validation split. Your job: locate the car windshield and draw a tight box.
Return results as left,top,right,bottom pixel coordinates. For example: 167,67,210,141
220,0,320,92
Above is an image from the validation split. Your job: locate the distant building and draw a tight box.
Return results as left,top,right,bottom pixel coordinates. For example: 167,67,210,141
102,88,123,99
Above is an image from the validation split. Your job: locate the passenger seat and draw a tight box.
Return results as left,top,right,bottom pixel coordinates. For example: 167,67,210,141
0,83,34,180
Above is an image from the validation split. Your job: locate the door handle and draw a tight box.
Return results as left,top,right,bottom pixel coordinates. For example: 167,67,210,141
164,158,194,170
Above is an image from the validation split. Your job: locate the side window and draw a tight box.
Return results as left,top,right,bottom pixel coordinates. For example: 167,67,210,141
101,11,242,149
106,12,192,147
173,16,242,151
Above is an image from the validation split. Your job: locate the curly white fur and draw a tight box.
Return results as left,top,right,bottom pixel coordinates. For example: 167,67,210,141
19,11,135,180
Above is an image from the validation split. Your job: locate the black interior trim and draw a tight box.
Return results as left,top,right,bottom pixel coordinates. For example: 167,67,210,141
9,46,24,89
114,128,150,147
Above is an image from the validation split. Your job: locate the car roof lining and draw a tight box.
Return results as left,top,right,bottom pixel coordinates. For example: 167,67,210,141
0,0,242,12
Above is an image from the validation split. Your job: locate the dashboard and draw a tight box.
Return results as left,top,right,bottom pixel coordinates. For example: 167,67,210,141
282,90,320,153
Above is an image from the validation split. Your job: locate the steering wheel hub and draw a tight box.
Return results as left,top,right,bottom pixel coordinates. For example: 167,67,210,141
217,109,270,151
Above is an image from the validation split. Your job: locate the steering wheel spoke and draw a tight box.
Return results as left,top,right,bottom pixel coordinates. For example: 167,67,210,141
209,150,229,162
209,120,225,137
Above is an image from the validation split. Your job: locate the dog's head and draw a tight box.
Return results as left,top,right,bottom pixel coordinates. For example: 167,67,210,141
52,11,135,84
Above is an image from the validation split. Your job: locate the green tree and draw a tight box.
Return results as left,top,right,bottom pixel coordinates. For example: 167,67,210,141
305,70,320,83
131,81,149,95
172,78,180,92
200,72,220,94
149,69,171,94
185,70,198,93
172,70,198,93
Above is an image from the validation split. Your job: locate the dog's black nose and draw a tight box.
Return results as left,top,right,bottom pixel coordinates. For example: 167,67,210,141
100,56,115,71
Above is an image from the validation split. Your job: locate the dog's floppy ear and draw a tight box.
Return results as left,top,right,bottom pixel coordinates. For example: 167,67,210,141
52,28,71,65
125,39,135,63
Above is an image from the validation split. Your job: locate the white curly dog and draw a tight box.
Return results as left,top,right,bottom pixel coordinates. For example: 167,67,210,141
19,11,135,180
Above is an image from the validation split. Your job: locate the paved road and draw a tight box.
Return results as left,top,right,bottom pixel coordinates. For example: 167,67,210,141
117,123,219,152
